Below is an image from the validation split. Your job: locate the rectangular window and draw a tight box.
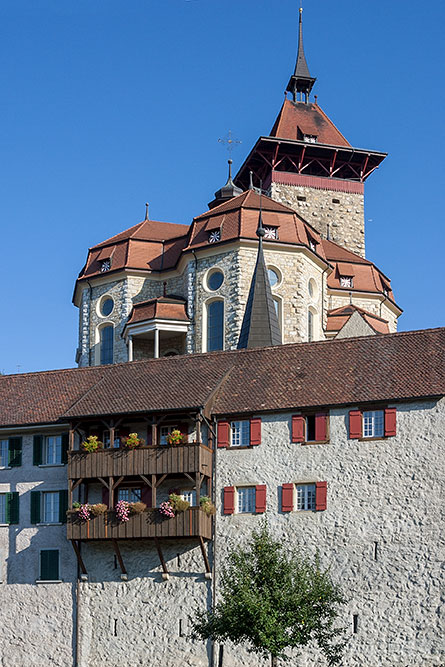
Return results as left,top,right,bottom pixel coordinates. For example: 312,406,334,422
296,484,316,511
160,426,177,446
237,487,256,514
0,494,6,523
363,410,384,438
0,440,8,467
103,431,121,448
181,490,197,506
306,415,316,441
230,421,250,447
39,550,59,581
117,488,141,503
42,492,60,523
44,436,62,465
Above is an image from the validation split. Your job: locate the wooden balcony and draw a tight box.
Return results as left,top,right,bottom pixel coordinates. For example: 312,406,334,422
68,444,213,480
67,507,212,541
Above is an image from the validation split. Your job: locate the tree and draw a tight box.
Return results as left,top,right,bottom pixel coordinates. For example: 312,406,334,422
192,523,347,666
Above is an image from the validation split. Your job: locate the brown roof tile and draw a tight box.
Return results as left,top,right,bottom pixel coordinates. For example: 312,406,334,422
0,329,443,427
326,305,390,334
270,100,351,147
126,298,189,326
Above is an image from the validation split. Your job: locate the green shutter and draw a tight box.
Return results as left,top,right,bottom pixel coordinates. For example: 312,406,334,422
40,549,59,581
30,491,41,524
59,490,68,524
8,438,22,467
61,434,69,465
33,436,43,466
6,492,19,525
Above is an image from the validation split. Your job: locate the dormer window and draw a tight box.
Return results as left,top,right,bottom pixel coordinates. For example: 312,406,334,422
303,134,317,143
340,276,353,288
264,226,278,240
308,236,317,252
100,259,111,273
208,230,221,244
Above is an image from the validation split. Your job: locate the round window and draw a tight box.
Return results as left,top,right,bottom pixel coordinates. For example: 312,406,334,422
207,270,224,291
308,278,318,300
268,268,279,288
101,298,114,317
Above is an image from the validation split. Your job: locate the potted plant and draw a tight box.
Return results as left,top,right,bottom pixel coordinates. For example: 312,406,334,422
166,429,185,446
169,493,190,513
130,501,147,514
158,501,175,518
90,503,107,516
81,435,103,453
200,496,216,516
121,432,145,449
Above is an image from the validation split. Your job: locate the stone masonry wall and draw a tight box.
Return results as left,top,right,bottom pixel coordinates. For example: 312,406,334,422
270,182,366,258
215,398,445,666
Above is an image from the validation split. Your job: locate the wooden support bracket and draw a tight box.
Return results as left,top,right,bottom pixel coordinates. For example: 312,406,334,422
154,538,169,579
199,536,211,576
71,540,88,576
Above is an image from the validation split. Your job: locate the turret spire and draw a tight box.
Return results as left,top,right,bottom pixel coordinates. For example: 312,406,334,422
286,7,316,103
237,188,282,349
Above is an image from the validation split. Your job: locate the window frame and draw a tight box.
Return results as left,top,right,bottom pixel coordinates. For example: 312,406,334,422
99,323,114,365
203,298,225,352
43,435,63,466
292,412,329,445
296,483,316,511
42,491,60,524
0,440,8,468
362,409,385,439
0,494,6,524
117,487,142,503
180,489,197,506
230,420,251,448
159,425,178,446
236,486,256,514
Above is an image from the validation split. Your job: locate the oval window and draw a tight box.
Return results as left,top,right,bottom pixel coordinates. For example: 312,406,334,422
101,298,114,317
207,270,224,291
268,268,279,288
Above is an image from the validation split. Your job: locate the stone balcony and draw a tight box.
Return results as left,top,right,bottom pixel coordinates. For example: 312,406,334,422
68,443,213,480
66,507,212,541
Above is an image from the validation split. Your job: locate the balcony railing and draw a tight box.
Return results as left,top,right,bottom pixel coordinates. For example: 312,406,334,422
68,444,213,480
66,507,212,541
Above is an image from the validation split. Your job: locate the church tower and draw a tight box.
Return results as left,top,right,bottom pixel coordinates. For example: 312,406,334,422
235,8,386,258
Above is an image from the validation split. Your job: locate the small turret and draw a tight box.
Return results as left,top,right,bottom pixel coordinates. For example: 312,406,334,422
286,8,316,103
208,159,243,210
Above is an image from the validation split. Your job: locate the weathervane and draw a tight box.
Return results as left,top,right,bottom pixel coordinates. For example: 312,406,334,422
218,129,242,157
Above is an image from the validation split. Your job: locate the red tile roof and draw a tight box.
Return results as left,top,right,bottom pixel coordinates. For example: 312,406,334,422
270,100,351,147
0,329,443,427
326,305,390,335
126,297,189,326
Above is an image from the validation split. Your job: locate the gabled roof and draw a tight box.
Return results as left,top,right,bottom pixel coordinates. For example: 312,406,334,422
326,305,390,335
95,220,188,247
0,328,443,427
270,100,350,147
126,297,189,326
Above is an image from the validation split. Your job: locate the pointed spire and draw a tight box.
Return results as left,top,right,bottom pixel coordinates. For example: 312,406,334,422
145,203,149,221
237,188,282,350
286,7,316,103
208,159,243,209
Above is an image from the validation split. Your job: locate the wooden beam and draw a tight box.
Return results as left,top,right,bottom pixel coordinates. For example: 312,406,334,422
184,472,194,486
139,474,152,488
151,474,157,507
156,474,167,488
112,540,127,576
112,476,124,490
199,536,211,575
154,538,169,577
71,540,88,576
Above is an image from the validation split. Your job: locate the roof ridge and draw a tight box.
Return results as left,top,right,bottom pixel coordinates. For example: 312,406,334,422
313,103,351,147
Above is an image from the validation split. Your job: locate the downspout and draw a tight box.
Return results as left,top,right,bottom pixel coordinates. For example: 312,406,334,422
321,266,329,337
191,250,199,352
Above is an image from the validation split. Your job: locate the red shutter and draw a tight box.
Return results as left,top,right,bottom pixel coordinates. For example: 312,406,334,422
315,481,327,511
291,415,305,443
315,412,328,442
223,486,235,514
349,410,362,439
281,484,294,512
250,418,261,446
217,421,230,448
384,408,397,437
102,487,110,507
141,486,152,508
255,485,267,513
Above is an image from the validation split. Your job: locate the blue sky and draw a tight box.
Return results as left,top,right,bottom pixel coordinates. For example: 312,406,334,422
0,0,443,374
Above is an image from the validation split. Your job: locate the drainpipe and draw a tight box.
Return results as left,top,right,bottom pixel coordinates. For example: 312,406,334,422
191,250,199,351
321,266,329,336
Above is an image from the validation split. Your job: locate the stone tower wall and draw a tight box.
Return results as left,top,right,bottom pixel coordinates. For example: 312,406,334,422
269,181,366,258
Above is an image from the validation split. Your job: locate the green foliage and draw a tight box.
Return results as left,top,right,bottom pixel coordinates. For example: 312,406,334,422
191,523,347,664
169,493,190,512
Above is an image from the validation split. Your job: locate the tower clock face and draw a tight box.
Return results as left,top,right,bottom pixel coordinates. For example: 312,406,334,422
208,230,221,244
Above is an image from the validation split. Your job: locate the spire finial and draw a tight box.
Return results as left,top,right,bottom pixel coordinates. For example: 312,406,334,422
256,180,265,250
286,3,316,103
228,158,233,180
249,171,254,190
145,203,149,221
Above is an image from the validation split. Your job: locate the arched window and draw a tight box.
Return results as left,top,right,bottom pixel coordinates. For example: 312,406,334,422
206,300,224,351
273,296,282,334
308,308,317,343
100,325,114,365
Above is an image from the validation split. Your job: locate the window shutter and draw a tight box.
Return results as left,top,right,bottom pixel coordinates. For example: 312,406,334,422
315,482,327,511
349,410,362,439
250,418,261,446
6,492,19,525
281,484,294,513
291,415,305,443
8,437,22,467
315,413,328,442
217,422,230,448
255,485,267,513
61,434,69,464
102,487,110,507
141,486,151,508
33,435,43,466
59,490,68,524
40,550,59,581
223,486,235,514
30,491,41,524
384,408,397,437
